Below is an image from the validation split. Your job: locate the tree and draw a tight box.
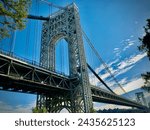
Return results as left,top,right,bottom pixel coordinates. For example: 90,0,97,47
0,0,31,40
32,107,48,113
139,19,150,92
90,108,97,113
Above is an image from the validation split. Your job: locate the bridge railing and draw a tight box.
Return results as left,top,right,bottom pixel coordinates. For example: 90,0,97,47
0,49,69,77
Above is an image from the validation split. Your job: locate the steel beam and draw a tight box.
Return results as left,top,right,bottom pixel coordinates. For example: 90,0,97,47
0,52,147,111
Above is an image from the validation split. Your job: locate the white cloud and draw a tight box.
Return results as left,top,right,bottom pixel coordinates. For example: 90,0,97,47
117,53,147,70
128,41,135,46
100,72,111,80
114,38,135,56
95,64,104,74
0,100,36,113
118,78,128,85
125,39,130,42
113,48,121,57
89,73,101,86
130,35,134,38
123,40,135,51
116,65,134,76
113,77,145,95
116,36,136,53
89,53,147,91
114,48,119,51
89,52,147,110
92,53,146,82
108,58,119,66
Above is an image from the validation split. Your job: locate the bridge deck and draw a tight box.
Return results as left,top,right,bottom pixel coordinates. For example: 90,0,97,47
0,52,147,110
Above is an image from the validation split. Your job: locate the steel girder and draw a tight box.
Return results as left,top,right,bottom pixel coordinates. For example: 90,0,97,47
0,52,147,111
91,85,147,110
0,52,71,94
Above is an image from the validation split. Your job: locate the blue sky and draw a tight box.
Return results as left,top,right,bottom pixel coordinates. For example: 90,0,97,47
0,0,150,112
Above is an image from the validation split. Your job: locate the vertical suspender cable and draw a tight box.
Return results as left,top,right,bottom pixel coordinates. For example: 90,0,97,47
47,1,52,70
9,30,13,54
8,20,13,54
33,0,39,63
62,39,64,74
10,30,16,55
25,1,32,60
60,39,62,73
26,19,31,58
35,0,39,63
82,29,126,94
36,0,40,63
32,0,35,62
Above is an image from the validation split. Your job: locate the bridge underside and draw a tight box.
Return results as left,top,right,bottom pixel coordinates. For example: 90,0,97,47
0,52,147,112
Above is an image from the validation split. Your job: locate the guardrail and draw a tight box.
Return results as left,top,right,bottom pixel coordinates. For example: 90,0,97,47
0,49,69,77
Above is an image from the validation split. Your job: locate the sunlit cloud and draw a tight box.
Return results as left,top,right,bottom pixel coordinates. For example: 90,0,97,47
90,53,146,81
95,64,105,74
108,58,119,66
113,77,145,95
89,52,147,91
117,52,147,70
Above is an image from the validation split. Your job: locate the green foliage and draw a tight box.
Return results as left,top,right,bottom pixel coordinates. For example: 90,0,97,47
32,107,48,113
141,72,150,83
139,19,150,59
0,0,31,40
139,19,150,92
141,72,150,92
90,108,97,113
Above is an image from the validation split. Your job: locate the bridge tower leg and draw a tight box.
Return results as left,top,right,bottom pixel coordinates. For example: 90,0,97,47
37,3,93,112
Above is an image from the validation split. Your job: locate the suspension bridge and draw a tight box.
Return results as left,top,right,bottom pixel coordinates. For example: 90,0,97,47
0,1,148,112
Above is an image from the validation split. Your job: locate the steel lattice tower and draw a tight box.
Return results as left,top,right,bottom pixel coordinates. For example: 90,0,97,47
135,92,147,106
37,3,93,113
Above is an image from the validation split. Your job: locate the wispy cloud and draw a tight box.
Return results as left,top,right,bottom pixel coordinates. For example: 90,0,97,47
95,64,105,74
89,52,147,91
0,100,36,113
114,36,136,56
116,65,134,77
123,40,135,51
113,48,120,52
108,58,119,66
113,47,121,57
117,53,147,70
118,78,128,85
105,52,146,79
113,77,145,95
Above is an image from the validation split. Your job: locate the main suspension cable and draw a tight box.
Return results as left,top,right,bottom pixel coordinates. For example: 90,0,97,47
87,63,116,94
82,29,126,94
